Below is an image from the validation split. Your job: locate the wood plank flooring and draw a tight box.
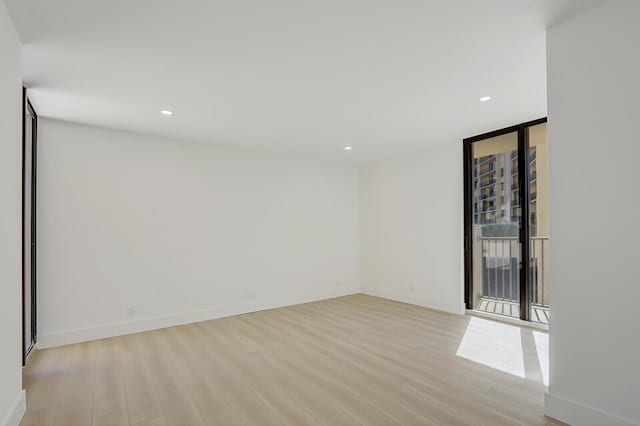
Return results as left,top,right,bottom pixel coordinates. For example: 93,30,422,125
21,294,563,426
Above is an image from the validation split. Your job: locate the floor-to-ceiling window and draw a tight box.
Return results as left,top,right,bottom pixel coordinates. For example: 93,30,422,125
23,87,38,363
463,118,549,324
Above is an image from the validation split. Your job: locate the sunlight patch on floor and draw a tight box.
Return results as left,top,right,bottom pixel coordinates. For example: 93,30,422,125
456,317,526,378
456,317,549,385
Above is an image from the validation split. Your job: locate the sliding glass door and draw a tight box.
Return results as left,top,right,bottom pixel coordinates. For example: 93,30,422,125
23,88,37,363
464,118,548,324
466,131,522,319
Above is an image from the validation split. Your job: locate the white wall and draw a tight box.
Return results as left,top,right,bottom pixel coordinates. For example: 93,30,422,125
0,2,25,426
37,118,360,347
359,141,464,315
546,1,640,425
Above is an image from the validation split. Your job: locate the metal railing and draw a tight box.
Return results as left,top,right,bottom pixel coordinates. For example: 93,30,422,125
479,165,495,176
480,178,496,188
479,155,495,164
530,237,549,306
480,192,495,200
479,236,549,307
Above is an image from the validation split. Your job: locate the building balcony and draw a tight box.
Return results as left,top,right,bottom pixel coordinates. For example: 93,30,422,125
479,165,496,177
479,155,495,164
480,192,495,200
479,179,496,188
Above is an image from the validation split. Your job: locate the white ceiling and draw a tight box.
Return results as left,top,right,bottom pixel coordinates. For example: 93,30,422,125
6,0,599,163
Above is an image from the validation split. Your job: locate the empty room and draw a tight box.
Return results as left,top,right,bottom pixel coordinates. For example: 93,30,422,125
1,1,638,425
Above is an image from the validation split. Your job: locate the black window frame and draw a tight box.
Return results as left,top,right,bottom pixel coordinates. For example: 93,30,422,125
463,117,547,322
22,87,38,365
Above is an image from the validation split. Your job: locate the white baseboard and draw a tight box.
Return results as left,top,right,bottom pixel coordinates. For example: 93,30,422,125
361,287,464,315
545,392,639,426
1,390,25,426
37,288,358,348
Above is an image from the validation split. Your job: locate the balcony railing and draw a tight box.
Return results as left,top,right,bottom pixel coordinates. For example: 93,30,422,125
479,167,496,177
479,178,496,188
480,192,495,200
512,166,518,175
530,151,537,162
478,236,549,307
479,155,495,164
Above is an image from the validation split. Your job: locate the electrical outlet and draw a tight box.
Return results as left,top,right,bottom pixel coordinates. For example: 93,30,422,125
126,306,136,317
336,280,343,288
409,284,415,293
246,289,255,300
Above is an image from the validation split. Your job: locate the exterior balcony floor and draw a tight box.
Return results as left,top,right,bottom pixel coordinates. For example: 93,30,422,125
476,297,549,324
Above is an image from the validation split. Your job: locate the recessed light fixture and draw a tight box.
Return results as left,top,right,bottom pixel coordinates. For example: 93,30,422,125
161,110,173,116
344,146,353,151
479,96,492,102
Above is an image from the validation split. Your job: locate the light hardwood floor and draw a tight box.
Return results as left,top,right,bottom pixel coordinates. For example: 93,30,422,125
21,294,563,426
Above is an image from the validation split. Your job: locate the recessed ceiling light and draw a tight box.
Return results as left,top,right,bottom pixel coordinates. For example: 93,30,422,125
344,146,352,151
480,96,492,102
161,110,173,116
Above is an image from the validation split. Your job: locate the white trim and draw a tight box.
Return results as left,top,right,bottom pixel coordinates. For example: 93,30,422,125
1,390,25,426
361,287,464,315
466,309,549,331
545,392,640,426
37,288,358,348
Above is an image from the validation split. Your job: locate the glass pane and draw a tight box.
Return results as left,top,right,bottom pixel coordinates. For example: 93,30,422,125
470,132,521,319
24,106,33,355
527,123,549,324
